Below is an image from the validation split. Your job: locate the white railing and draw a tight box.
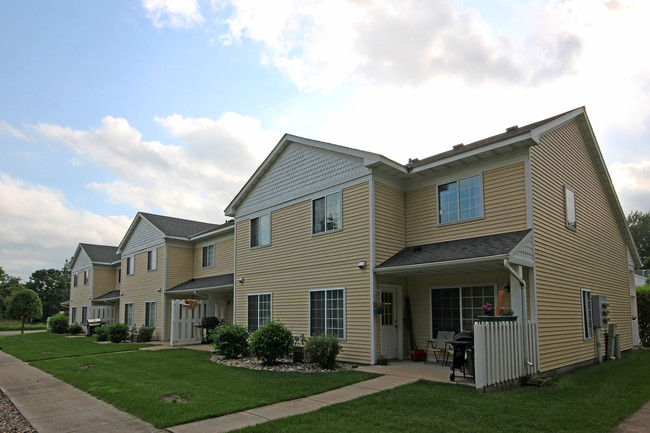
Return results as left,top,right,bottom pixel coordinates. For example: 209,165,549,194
473,321,539,390
90,306,117,324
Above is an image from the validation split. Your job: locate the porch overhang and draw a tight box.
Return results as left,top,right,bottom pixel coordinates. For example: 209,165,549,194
166,273,234,296
375,229,534,277
91,290,120,304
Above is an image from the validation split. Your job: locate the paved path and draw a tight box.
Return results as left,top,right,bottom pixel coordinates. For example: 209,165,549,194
611,400,650,433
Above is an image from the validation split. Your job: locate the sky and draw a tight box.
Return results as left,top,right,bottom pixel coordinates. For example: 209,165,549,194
1,0,649,279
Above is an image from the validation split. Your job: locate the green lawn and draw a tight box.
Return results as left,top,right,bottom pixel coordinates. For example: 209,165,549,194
31,349,377,428
234,348,650,433
0,332,152,361
0,320,47,331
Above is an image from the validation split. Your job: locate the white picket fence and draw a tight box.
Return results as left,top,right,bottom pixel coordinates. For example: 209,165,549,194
170,299,228,346
90,306,117,324
473,321,539,390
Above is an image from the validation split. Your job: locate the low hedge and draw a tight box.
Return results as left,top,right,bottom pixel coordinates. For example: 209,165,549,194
49,313,69,334
305,333,341,369
249,321,293,365
209,323,249,359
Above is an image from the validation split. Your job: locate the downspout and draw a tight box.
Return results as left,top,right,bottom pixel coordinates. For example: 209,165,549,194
504,259,534,369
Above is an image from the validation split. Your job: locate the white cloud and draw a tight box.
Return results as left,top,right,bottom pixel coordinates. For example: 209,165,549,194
610,160,650,213
142,0,204,28
0,173,130,280
34,114,280,222
0,119,30,141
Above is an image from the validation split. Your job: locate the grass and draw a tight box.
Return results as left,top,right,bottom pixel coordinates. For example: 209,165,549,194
234,348,650,433
31,349,377,428
0,319,47,331
0,332,152,361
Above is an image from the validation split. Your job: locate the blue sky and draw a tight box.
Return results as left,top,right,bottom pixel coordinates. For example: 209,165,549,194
1,0,649,279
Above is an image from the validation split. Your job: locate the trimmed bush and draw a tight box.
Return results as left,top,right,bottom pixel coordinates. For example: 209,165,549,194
249,321,294,365
305,333,342,370
95,325,109,342
637,286,650,347
209,323,249,359
67,323,84,334
107,322,129,343
49,313,69,334
138,326,155,342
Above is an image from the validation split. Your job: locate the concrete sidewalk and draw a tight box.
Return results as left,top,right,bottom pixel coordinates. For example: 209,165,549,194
0,350,162,433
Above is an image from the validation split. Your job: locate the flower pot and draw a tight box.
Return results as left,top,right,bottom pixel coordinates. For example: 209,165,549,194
377,358,388,365
293,347,304,363
374,307,384,314
478,316,518,323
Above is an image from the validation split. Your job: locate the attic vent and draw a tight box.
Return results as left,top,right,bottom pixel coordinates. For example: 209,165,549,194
506,125,519,132
452,143,464,150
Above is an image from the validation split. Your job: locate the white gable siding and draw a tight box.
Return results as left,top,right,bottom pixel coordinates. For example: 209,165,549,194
72,249,92,273
237,143,368,215
122,218,164,256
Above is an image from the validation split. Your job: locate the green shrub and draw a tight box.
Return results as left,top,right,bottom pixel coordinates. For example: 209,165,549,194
209,323,249,359
95,325,109,342
67,323,84,335
107,322,129,343
249,321,294,365
49,313,69,334
138,326,155,342
637,286,650,347
305,333,342,369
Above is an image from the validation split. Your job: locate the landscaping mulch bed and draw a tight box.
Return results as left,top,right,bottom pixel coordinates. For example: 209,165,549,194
210,354,354,373
0,389,37,433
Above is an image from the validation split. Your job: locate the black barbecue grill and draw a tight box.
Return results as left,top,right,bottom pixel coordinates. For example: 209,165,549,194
85,318,105,337
195,316,223,344
448,330,474,382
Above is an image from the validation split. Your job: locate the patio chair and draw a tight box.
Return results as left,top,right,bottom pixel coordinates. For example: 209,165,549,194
425,330,455,365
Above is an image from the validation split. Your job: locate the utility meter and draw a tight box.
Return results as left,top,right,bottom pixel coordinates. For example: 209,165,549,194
591,295,609,328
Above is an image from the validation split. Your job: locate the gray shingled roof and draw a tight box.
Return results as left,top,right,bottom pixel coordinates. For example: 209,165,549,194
140,212,233,238
93,290,120,301
377,229,532,269
166,274,234,293
80,244,120,264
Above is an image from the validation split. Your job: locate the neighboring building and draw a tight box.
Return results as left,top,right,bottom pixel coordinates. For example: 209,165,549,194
635,269,648,287
225,107,642,375
68,243,121,328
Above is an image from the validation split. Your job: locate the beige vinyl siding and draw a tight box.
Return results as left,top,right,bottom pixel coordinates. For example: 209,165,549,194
165,246,194,290
531,119,631,372
193,236,234,278
235,182,372,363
374,181,406,266
120,247,164,339
405,162,528,245
69,269,92,325
93,268,115,298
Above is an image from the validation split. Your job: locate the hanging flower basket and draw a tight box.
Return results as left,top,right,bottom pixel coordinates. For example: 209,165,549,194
478,316,518,323
374,306,384,314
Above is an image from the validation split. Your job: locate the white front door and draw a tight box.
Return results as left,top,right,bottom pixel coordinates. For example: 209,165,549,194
380,286,399,359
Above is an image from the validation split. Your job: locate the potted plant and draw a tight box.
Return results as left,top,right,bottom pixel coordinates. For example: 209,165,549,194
377,354,388,365
481,302,494,316
478,304,518,322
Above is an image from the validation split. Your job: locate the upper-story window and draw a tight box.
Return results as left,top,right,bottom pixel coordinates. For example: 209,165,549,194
126,257,134,275
202,244,214,268
438,175,483,225
147,249,157,271
83,270,89,285
312,191,341,234
73,274,78,287
565,186,577,231
118,268,121,284
250,214,271,248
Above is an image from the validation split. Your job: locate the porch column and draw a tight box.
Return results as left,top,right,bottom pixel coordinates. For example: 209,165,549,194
509,264,524,322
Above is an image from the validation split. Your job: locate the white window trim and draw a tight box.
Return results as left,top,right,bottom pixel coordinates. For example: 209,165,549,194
565,185,577,231
83,270,89,285
311,191,343,236
436,173,484,226
309,287,346,340
145,301,156,328
126,256,135,275
147,249,157,271
71,306,77,324
73,274,78,287
202,244,215,268
124,302,134,327
250,214,271,249
581,289,593,340
247,293,272,331
429,283,497,339
81,306,88,325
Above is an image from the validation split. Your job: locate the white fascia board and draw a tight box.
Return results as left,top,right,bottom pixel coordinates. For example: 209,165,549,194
374,254,508,275
529,107,584,143
189,224,235,241
117,213,165,254
165,284,233,294
70,244,83,269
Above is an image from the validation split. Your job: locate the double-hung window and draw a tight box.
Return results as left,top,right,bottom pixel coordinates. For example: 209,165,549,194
310,288,345,339
81,306,88,325
83,270,89,285
124,303,134,327
147,249,157,271
145,301,156,328
565,186,577,231
126,257,134,275
71,307,77,324
313,192,341,234
247,293,272,331
250,214,271,247
438,175,483,224
73,274,78,287
202,245,214,268
118,268,121,284
581,289,593,340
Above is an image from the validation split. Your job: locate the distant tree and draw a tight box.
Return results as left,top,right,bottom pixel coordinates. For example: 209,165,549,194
25,268,69,321
0,266,24,318
627,210,650,268
6,289,42,334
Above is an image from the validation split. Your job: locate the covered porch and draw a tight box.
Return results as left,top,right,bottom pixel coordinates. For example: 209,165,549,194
90,290,120,325
165,274,234,346
373,229,539,390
